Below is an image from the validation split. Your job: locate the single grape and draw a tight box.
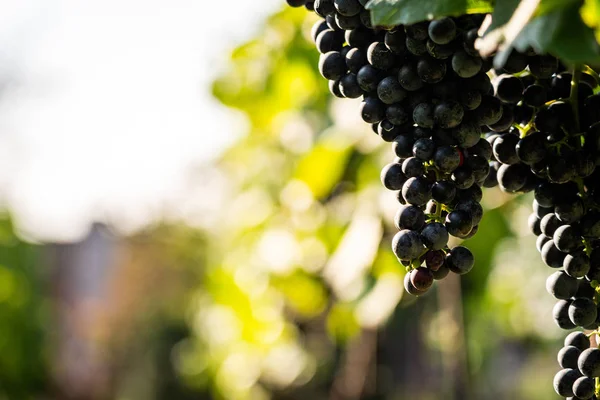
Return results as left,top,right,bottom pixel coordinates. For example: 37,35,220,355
495,75,524,104
553,368,581,397
428,18,456,45
367,42,395,70
339,73,363,98
579,348,600,378
473,95,503,126
523,84,547,107
404,272,427,296
492,133,520,165
559,346,582,369
569,298,598,327
451,165,475,189
377,76,407,104
345,47,367,74
445,210,473,237
497,163,529,192
386,104,411,126
417,57,447,83
565,331,591,351
380,120,402,142
381,163,407,190
555,198,584,224
540,213,562,237
529,55,558,78
402,177,432,206
546,271,578,300
452,51,482,78
406,37,427,56
311,20,329,43
393,133,415,156
553,225,583,253
553,299,576,329
357,64,383,92
413,138,436,161
319,51,347,80
446,246,474,274
420,222,449,250
432,180,457,204
410,267,434,291
564,251,591,278
385,30,406,54
413,103,435,128
433,146,461,173
542,240,567,268
516,131,547,165
434,100,464,129
392,229,425,260
402,157,426,178
394,205,426,231
405,21,429,40
425,250,445,271
573,376,595,400
536,234,550,252
314,0,336,16
335,13,361,30
398,64,424,91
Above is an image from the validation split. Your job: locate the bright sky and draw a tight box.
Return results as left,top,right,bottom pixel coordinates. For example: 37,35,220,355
0,0,281,242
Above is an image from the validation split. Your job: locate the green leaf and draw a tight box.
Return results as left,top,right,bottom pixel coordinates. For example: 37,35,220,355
514,3,600,64
366,0,493,27
484,0,520,33
537,0,581,16
546,4,600,64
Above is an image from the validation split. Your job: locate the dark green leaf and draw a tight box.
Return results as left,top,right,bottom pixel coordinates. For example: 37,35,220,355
366,0,493,27
514,3,600,64
547,4,600,64
484,0,520,33
537,0,581,17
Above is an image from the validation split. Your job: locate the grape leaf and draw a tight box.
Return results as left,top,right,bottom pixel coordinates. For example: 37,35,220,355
483,0,600,67
514,3,600,64
366,0,493,27
483,0,520,33
536,0,581,17
546,4,600,64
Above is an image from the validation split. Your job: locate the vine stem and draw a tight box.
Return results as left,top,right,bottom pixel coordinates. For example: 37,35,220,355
583,65,600,85
570,64,582,133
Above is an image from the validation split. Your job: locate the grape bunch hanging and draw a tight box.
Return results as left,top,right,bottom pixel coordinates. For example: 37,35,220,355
286,0,600,398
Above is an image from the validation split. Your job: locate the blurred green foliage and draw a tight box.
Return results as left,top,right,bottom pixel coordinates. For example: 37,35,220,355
0,216,47,399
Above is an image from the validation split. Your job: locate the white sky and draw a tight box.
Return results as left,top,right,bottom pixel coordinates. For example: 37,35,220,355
0,0,281,242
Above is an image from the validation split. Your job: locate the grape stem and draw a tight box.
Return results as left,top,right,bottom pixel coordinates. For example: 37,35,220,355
570,64,582,133
583,65,600,85
434,200,443,219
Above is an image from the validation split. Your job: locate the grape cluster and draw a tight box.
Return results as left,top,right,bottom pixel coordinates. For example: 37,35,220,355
287,1,600,397
554,332,599,399
481,51,600,398
290,0,503,295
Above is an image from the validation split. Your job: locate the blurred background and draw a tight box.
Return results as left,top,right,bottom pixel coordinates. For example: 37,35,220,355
0,1,567,399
